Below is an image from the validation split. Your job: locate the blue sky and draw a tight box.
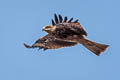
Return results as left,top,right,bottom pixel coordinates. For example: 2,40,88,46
0,0,120,80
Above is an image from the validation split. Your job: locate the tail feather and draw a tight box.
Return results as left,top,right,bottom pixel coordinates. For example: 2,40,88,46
80,38,109,56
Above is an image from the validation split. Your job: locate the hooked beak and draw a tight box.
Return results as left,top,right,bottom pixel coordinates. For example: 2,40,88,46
42,28,45,31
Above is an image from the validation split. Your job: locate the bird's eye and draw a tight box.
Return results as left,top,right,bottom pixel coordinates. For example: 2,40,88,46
46,26,51,28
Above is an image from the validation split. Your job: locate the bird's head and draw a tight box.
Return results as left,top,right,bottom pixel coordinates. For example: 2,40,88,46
42,25,56,33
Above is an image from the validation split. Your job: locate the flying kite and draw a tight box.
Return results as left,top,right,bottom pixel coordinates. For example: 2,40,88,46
24,14,109,56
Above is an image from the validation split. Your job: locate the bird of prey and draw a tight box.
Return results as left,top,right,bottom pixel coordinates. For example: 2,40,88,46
24,14,109,56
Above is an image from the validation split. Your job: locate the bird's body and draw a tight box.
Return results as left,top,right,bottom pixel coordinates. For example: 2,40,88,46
24,14,109,56
52,23,87,39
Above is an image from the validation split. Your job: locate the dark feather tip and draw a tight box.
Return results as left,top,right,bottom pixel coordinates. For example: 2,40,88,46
73,19,79,23
68,17,73,23
24,43,33,48
59,14,63,23
63,16,68,22
52,19,55,25
54,13,59,24
43,48,48,51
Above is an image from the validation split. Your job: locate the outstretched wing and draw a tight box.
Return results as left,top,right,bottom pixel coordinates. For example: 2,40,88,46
51,14,87,36
51,13,79,26
24,34,77,50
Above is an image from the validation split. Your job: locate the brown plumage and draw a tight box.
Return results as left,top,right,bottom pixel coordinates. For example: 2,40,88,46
24,13,109,56
24,34,77,50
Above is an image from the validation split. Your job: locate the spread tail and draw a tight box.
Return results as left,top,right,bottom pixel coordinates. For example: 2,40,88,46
80,38,109,56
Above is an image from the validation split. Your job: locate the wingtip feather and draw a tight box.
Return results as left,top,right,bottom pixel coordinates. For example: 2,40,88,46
24,43,33,48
